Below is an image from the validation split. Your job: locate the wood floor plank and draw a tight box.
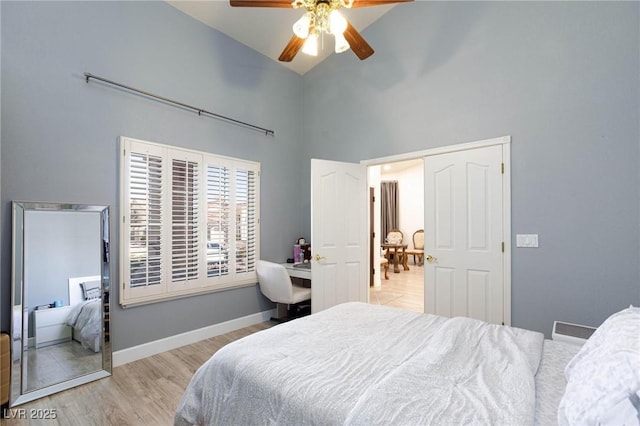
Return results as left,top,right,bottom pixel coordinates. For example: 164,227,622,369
369,263,424,312
2,324,274,425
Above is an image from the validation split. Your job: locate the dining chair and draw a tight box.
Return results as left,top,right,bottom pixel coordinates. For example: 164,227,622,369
380,258,389,280
405,229,425,265
386,229,403,245
383,228,405,267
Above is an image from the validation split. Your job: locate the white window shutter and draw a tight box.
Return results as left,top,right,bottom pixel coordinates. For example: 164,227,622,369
235,166,258,274
120,137,260,307
206,162,231,279
169,151,202,291
122,140,167,302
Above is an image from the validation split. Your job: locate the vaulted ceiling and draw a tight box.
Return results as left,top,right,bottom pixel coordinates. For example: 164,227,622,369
167,1,398,75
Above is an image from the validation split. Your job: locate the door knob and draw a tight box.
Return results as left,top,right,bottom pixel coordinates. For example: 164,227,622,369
314,254,326,261
426,255,437,263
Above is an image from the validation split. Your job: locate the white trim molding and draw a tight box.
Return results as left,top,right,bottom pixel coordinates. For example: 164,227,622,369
112,308,276,367
361,136,511,166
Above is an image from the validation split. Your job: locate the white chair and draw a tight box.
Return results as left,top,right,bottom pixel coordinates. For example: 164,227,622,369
257,260,311,321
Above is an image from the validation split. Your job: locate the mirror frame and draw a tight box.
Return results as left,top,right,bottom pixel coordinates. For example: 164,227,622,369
10,201,112,406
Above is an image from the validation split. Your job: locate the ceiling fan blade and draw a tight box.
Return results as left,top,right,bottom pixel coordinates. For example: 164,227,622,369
230,0,293,8
279,35,305,62
344,21,374,60
351,0,413,7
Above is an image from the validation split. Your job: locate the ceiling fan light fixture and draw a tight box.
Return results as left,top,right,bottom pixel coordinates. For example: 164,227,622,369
334,33,350,53
292,13,311,39
328,10,347,34
229,0,411,62
301,32,319,56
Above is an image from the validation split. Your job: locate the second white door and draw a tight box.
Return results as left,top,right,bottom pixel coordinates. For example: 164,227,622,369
311,159,368,314
424,144,505,325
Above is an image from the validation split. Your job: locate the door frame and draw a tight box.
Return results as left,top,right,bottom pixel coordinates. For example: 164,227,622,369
361,136,512,325
369,187,375,288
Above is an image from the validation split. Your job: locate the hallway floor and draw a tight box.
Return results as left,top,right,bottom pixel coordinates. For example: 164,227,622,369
369,261,424,313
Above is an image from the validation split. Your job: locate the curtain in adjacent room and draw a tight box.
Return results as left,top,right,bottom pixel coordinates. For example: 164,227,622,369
381,181,399,240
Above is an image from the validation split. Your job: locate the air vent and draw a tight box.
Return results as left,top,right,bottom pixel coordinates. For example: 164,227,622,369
552,321,597,346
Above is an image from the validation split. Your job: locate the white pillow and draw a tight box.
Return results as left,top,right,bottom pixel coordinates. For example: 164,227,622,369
598,390,640,426
558,306,640,426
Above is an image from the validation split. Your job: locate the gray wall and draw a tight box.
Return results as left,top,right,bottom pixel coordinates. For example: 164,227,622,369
301,1,640,335
1,1,305,350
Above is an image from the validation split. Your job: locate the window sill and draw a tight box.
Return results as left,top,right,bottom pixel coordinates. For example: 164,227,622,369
119,279,257,309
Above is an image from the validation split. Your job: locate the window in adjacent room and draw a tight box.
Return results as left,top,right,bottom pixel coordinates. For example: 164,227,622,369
119,136,260,307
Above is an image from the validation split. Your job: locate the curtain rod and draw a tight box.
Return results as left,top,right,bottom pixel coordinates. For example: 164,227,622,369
84,72,275,137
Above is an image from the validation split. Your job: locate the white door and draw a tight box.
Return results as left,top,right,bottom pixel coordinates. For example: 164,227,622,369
311,159,368,313
424,144,505,324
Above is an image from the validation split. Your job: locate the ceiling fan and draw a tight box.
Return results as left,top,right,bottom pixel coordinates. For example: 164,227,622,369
229,0,414,62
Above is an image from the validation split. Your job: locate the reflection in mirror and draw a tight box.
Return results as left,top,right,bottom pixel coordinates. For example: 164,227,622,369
11,202,111,407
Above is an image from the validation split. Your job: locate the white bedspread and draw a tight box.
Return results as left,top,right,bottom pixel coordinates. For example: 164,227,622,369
175,302,544,426
534,340,580,426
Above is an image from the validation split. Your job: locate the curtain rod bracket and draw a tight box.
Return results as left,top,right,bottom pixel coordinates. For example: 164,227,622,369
83,72,275,137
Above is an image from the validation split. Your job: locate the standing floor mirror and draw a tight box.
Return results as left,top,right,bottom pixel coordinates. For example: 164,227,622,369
10,201,112,406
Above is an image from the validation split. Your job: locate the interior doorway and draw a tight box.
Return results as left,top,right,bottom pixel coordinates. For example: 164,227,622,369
364,136,512,325
308,137,510,322
369,159,425,313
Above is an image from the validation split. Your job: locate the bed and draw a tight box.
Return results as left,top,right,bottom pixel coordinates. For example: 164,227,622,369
65,275,103,353
175,302,640,426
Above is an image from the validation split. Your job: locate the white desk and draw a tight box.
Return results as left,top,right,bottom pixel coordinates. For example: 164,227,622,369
282,263,312,280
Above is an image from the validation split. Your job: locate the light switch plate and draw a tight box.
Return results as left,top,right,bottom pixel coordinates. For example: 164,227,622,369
516,234,539,248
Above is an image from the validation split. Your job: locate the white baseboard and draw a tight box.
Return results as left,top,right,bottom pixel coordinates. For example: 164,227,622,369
113,308,276,367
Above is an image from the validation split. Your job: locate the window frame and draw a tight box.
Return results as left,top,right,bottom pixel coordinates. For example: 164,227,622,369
119,136,260,308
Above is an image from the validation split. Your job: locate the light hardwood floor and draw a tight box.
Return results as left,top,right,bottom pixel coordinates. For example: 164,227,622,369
4,266,424,425
369,262,424,313
2,324,273,425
